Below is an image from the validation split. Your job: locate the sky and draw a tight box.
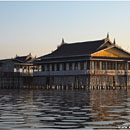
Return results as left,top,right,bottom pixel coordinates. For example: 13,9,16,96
0,1,130,59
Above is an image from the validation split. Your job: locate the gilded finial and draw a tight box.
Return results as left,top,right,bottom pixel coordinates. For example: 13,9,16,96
113,38,116,45
107,32,109,39
61,38,64,45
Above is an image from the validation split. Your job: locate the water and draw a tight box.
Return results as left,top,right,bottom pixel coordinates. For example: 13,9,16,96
0,89,130,129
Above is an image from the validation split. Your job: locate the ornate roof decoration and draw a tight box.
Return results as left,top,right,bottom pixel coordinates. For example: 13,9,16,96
39,34,130,60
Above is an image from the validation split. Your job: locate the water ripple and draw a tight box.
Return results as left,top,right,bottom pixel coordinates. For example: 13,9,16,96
0,89,129,129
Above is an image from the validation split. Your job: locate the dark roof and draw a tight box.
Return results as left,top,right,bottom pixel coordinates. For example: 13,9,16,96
40,39,108,59
0,58,14,63
14,54,34,63
15,56,28,62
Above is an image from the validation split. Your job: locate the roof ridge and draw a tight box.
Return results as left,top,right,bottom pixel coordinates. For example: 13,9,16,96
64,38,105,45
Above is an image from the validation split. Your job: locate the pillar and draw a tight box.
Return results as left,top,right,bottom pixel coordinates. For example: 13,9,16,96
106,61,108,71
32,66,34,72
38,65,40,72
16,65,19,72
60,64,63,71
126,61,128,73
66,63,69,71
126,61,128,87
78,62,80,70
115,62,117,70
54,64,57,71
72,63,75,70
100,61,102,70
45,64,47,71
115,62,117,74
91,61,94,70
18,65,20,72
22,66,24,73
84,61,87,70
49,64,52,71
93,61,96,71
28,66,29,73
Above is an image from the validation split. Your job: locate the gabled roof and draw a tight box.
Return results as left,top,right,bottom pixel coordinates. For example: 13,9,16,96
39,36,113,59
14,53,34,63
0,58,14,64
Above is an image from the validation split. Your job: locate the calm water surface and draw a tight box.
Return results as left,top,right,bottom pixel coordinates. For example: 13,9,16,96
0,89,130,130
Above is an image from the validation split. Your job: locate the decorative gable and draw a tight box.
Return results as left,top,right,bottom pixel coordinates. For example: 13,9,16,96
91,46,130,58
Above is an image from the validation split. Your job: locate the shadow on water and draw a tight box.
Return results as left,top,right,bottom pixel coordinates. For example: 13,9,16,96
0,88,130,129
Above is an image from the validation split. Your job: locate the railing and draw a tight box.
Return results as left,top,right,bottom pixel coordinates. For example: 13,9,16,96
34,70,90,76
34,70,130,76
20,72,34,76
91,70,129,75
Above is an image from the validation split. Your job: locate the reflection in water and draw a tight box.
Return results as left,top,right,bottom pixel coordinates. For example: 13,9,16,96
0,89,129,129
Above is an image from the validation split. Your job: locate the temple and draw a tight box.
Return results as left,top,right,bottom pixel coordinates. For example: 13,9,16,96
33,34,130,88
0,34,130,89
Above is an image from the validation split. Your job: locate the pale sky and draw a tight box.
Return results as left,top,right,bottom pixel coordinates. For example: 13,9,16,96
0,1,130,59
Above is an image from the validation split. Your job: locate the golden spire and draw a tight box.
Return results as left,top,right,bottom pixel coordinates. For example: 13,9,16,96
107,32,109,39
62,38,64,44
113,38,116,45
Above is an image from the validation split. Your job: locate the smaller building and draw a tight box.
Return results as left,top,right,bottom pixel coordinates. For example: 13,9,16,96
14,53,35,75
0,59,14,73
0,53,35,89
0,53,35,75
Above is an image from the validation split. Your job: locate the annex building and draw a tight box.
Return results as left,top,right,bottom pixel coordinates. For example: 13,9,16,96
33,34,130,89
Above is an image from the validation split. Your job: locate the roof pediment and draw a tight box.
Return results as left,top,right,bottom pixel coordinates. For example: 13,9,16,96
91,46,130,58
15,53,34,63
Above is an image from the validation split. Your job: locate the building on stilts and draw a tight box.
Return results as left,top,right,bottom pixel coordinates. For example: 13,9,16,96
33,34,130,89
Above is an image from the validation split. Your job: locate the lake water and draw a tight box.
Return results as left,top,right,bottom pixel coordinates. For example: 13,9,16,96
0,89,130,130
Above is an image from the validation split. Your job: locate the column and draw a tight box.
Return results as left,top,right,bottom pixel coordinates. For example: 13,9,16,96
33,66,35,72
125,61,128,87
100,61,102,70
66,63,69,71
15,66,19,72
49,64,52,71
91,61,94,70
18,65,20,72
45,64,47,71
126,61,128,73
115,62,117,70
84,61,87,70
94,61,97,70
38,65,40,72
72,63,75,70
22,66,24,73
60,63,63,71
28,66,29,73
78,62,80,70
106,61,108,74
54,64,57,71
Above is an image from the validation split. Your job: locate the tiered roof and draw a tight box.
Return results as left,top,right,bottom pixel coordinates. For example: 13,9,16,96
39,34,121,60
